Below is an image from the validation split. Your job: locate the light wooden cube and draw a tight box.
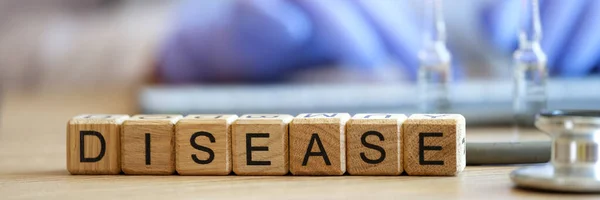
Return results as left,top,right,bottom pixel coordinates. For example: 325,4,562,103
67,114,129,175
289,113,350,175
232,114,293,175
121,115,182,175
176,115,238,175
403,114,466,176
346,114,406,175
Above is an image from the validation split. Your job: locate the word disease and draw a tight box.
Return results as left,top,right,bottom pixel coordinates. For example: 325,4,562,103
67,113,466,176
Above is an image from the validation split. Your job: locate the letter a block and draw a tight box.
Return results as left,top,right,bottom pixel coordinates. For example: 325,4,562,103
176,114,238,175
122,115,182,175
346,114,406,175
67,114,129,174
232,114,293,175
403,114,466,176
290,113,350,175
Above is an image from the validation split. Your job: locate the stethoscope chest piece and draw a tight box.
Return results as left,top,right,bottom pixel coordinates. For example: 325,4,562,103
511,110,600,192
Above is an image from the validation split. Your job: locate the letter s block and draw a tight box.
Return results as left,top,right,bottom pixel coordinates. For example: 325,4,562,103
67,114,129,175
346,114,406,175
122,115,182,175
290,113,350,175
232,114,293,175
403,114,466,176
176,114,238,175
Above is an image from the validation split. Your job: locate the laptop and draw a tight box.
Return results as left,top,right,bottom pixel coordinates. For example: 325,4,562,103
140,77,600,126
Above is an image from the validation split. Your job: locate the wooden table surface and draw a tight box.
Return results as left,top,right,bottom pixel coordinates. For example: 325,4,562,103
0,88,597,199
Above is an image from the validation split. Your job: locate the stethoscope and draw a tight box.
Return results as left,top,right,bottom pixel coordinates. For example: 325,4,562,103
511,110,600,192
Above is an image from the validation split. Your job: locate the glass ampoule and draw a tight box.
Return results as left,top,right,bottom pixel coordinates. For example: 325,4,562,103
418,0,452,113
513,0,548,127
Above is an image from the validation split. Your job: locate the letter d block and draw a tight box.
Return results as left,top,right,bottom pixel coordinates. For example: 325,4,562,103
122,115,182,175
403,114,466,176
176,114,238,175
232,114,293,175
347,114,407,175
290,113,350,175
67,114,129,174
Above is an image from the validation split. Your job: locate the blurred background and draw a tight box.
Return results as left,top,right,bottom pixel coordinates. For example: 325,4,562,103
0,0,599,132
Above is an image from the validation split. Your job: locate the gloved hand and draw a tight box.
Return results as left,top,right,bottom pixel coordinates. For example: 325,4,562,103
157,0,421,83
482,0,600,77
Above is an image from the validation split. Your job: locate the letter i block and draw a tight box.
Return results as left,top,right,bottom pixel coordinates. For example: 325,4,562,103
346,114,407,175
403,114,466,176
290,113,350,175
176,114,238,175
122,115,182,175
232,114,293,175
67,114,129,175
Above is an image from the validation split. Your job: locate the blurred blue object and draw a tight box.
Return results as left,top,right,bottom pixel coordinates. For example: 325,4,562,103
158,0,599,83
158,0,420,83
483,0,600,77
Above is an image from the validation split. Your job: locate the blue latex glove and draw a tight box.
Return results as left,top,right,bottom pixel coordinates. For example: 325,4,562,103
483,0,600,77
157,0,421,83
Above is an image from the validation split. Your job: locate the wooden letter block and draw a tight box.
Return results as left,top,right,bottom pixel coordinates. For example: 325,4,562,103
176,114,237,175
289,113,350,175
67,114,129,175
346,114,407,175
232,114,293,175
403,114,466,176
122,115,182,175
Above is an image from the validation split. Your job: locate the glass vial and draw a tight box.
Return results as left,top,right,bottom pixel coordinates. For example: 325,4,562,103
513,0,547,127
418,0,452,113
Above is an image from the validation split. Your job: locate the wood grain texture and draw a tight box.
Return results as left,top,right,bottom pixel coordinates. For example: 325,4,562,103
122,115,182,175
346,114,406,175
67,114,129,175
0,87,565,199
3,166,585,200
403,114,466,176
290,113,350,175
176,114,237,175
232,114,293,175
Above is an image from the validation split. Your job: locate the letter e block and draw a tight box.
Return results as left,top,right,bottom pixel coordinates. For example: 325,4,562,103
232,114,293,175
347,114,406,175
176,114,237,175
67,114,129,175
290,113,350,175
403,114,466,176
122,115,182,175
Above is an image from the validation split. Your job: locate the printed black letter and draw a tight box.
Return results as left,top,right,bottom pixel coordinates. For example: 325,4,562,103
190,131,215,164
419,132,444,165
79,131,106,162
360,131,386,164
302,133,331,166
246,133,271,165
145,133,151,165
